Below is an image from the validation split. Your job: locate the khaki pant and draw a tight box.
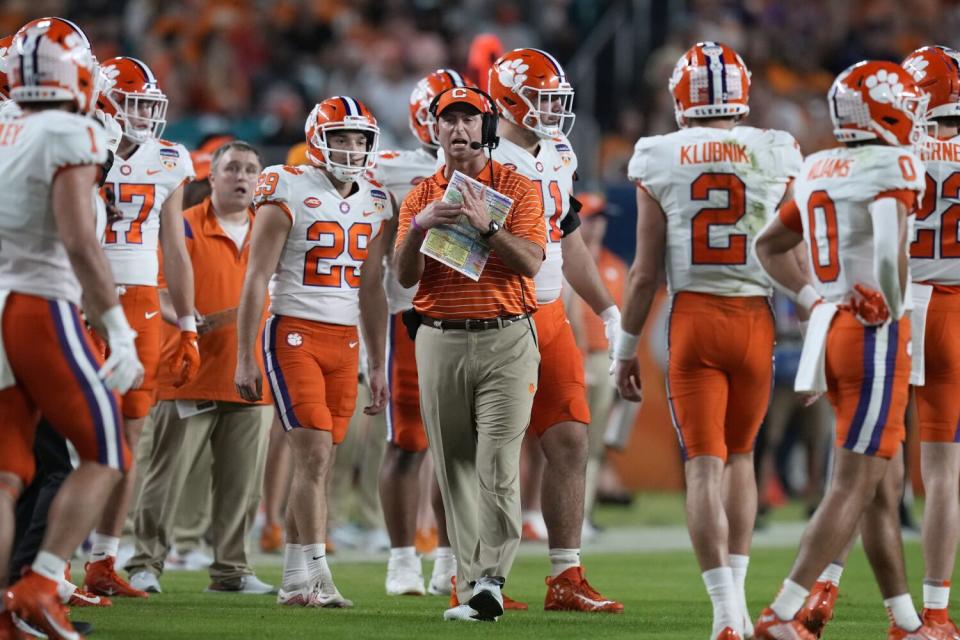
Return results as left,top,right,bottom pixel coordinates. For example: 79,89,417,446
416,320,540,602
584,351,615,519
128,418,212,549
127,400,272,584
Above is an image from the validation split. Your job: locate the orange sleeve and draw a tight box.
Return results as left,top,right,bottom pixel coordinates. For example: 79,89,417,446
778,199,803,234
505,179,546,251
395,183,427,250
876,188,918,213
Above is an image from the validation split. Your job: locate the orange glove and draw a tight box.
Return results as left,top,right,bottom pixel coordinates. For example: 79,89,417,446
170,331,200,387
851,284,890,326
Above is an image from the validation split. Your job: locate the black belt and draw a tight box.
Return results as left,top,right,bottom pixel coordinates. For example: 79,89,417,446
420,313,528,331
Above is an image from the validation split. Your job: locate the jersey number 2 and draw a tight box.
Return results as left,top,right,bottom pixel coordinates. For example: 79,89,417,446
690,173,747,265
912,171,960,260
303,221,373,288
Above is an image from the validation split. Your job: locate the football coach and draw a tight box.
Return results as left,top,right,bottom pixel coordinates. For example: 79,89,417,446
393,86,545,621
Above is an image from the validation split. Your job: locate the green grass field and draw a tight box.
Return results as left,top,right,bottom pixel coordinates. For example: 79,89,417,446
69,540,929,639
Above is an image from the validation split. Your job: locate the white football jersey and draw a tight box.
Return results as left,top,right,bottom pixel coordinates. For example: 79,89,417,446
913,136,960,285
628,126,802,297
438,134,577,303
794,145,925,303
102,137,195,286
0,110,108,305
255,164,394,325
369,148,436,314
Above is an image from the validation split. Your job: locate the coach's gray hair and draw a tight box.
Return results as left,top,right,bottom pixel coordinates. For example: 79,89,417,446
210,140,262,171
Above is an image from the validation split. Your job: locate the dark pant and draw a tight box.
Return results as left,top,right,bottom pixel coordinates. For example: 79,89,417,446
10,420,73,583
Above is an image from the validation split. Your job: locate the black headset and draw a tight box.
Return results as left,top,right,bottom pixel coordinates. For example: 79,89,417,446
428,86,500,149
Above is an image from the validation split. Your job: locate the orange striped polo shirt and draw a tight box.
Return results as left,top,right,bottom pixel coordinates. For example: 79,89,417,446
396,161,546,320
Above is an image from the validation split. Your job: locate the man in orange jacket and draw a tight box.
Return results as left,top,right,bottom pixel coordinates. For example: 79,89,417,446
126,141,274,593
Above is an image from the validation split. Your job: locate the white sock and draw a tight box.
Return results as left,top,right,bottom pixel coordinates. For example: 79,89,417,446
703,566,739,633
57,576,77,604
771,579,809,622
434,546,454,560
548,548,581,578
389,546,416,560
32,551,68,584
923,581,951,610
302,543,328,586
885,593,922,631
729,555,750,622
818,562,844,587
89,533,120,561
281,544,306,591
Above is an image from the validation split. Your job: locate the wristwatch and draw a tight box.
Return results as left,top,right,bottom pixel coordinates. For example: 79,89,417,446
481,220,501,240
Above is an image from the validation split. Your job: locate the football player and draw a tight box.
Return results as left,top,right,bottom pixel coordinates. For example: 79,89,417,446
0,18,143,639
235,96,391,608
752,61,941,640
483,47,623,613
797,46,960,639
373,69,470,597
614,42,802,639
80,56,200,600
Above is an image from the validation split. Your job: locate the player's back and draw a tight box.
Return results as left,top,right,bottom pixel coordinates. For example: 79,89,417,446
628,125,801,297
0,109,106,304
256,164,393,326
794,144,924,304
913,136,960,285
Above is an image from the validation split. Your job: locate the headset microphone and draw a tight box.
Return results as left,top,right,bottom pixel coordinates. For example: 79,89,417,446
469,141,482,150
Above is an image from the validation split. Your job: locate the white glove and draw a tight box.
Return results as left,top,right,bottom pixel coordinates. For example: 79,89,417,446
600,305,621,358
97,306,145,394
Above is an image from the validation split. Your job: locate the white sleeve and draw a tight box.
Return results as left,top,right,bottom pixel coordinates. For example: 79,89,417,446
626,136,662,199
47,115,108,174
771,131,803,180
253,165,296,222
868,197,905,319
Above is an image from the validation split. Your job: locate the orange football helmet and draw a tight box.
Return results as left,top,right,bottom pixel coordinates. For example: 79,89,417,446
305,96,379,183
98,57,168,143
829,60,928,147
0,35,12,100
409,69,474,147
9,17,97,113
489,48,574,139
902,46,960,120
669,41,750,127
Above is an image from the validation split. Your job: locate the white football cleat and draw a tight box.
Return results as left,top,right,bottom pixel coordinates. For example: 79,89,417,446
306,580,353,608
428,555,456,596
277,587,307,606
129,571,161,594
385,555,425,596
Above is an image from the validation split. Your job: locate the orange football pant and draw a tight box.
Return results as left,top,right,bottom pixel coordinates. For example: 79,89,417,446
0,293,128,485
529,299,590,436
827,311,910,459
262,315,359,444
666,292,774,461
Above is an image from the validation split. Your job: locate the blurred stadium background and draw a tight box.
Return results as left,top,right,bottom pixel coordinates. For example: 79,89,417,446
0,0,942,511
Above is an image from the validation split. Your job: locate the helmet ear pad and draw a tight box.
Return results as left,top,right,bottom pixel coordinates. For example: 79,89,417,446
428,87,500,149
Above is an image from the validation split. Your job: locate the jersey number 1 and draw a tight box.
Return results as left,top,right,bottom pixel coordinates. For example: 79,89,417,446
690,173,747,265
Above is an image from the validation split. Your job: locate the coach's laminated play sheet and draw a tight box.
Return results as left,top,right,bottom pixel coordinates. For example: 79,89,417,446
420,170,513,281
